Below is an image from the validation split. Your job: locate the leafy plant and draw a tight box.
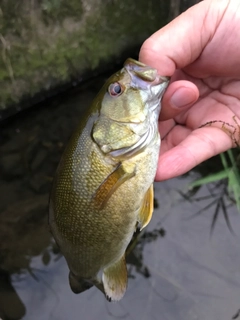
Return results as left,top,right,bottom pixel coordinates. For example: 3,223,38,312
186,150,240,234
190,150,240,212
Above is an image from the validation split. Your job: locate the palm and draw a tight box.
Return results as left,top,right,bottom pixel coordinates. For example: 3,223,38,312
156,72,240,180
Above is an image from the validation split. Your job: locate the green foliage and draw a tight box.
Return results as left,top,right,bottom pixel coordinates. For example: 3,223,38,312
0,0,24,31
41,0,83,22
190,150,240,211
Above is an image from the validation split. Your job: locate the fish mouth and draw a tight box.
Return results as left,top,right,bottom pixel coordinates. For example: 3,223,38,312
123,58,169,90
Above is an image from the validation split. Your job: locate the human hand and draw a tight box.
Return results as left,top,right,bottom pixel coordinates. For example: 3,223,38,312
139,0,240,181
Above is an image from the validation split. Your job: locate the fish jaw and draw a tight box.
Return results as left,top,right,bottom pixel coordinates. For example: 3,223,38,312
124,57,169,142
107,59,169,159
124,58,169,104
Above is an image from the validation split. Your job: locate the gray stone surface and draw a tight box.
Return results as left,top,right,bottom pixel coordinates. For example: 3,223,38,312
0,0,201,114
0,0,170,111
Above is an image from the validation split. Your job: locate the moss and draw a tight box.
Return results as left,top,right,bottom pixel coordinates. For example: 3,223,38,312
41,0,83,23
0,0,170,110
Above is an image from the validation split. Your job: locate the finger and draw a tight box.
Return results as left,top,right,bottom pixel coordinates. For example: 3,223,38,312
156,126,234,181
158,119,176,139
160,80,199,121
139,0,226,76
185,3,240,77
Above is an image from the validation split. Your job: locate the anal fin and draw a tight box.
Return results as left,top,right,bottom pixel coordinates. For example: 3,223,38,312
138,184,154,230
102,256,127,302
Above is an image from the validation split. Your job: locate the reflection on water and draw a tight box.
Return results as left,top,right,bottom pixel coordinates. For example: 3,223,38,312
1,72,240,320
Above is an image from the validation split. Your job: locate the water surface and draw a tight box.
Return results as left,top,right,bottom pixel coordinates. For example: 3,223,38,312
0,72,240,320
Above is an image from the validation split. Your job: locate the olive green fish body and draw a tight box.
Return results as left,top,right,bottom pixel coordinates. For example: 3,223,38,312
49,59,169,301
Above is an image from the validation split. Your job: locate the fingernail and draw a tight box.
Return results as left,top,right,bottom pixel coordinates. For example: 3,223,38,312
170,87,197,108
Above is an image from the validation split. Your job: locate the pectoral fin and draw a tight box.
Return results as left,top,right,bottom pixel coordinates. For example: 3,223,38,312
92,163,136,209
102,256,128,302
138,184,154,230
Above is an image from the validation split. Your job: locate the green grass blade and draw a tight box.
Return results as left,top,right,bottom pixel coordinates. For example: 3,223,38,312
189,169,229,188
220,152,229,170
228,169,240,211
227,149,236,167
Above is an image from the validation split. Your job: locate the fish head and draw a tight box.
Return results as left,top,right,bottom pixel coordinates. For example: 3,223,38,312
92,58,169,158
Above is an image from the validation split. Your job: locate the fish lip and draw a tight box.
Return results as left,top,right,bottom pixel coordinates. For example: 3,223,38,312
124,58,147,68
123,58,170,88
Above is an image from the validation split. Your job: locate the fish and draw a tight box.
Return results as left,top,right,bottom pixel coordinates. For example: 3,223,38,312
49,58,169,301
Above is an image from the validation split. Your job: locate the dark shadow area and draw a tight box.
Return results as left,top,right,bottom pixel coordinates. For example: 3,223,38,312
0,66,240,320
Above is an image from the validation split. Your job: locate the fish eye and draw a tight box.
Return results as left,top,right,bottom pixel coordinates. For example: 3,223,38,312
108,82,123,97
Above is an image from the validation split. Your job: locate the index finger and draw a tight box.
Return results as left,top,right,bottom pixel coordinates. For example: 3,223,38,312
139,0,224,76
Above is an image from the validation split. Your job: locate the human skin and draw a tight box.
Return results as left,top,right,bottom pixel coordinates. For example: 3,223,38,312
139,0,240,181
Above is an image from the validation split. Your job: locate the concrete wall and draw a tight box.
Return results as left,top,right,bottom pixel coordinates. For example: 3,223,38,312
0,0,199,113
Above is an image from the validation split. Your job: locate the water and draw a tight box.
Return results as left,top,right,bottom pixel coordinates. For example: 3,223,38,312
0,71,240,320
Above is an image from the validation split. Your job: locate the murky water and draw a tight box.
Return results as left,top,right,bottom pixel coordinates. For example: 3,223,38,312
1,71,240,320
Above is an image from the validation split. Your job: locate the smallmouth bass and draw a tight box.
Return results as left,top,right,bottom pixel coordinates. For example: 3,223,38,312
49,58,169,301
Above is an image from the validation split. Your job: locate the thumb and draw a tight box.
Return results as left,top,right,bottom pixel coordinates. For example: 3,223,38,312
139,0,228,76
